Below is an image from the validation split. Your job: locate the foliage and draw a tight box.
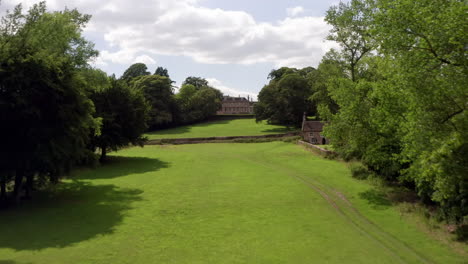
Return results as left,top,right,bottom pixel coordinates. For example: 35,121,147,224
89,74,150,162
120,63,150,82
131,75,177,129
154,66,170,78
182,76,209,89
325,0,375,82
309,50,347,120
255,67,315,127
349,163,371,180
0,2,100,202
322,0,468,221
175,77,223,124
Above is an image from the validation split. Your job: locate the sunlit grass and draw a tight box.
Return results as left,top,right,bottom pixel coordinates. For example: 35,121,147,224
0,143,465,263
145,118,297,139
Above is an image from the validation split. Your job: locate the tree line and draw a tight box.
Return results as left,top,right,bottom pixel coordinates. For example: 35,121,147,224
0,3,222,205
255,0,467,223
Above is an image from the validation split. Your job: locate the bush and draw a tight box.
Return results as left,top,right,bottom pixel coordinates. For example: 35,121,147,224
350,163,371,180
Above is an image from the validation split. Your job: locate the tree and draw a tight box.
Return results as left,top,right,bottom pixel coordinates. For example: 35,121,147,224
120,63,150,82
371,0,468,220
154,66,170,78
325,0,375,82
89,75,150,162
309,50,347,120
182,76,209,89
131,75,176,129
321,0,468,221
0,2,100,203
175,78,223,124
255,68,315,127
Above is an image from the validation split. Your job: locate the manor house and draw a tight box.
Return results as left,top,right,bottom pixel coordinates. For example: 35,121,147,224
217,96,255,115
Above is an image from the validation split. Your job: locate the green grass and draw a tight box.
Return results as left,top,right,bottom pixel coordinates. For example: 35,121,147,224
0,143,466,263
145,118,297,139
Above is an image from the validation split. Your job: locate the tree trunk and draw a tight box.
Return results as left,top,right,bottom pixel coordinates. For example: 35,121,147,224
100,145,107,163
24,172,34,200
12,170,24,205
0,175,6,201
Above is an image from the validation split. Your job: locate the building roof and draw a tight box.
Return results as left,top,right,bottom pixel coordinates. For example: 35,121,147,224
302,121,325,132
223,96,248,102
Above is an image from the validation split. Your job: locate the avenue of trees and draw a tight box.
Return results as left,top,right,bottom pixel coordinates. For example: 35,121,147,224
256,0,466,223
1,0,465,226
0,3,222,205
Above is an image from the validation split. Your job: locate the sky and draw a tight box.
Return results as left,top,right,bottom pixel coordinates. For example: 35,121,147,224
1,0,343,100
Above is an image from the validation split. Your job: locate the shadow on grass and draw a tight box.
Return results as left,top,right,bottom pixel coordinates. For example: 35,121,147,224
359,189,392,210
146,125,191,136
0,261,33,264
0,181,142,250
77,156,170,180
146,119,232,137
261,127,297,134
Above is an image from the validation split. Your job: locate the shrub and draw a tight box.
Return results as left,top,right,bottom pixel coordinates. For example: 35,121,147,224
350,163,371,180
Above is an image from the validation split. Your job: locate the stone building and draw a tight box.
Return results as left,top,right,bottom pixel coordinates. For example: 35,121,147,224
301,114,328,145
217,96,255,115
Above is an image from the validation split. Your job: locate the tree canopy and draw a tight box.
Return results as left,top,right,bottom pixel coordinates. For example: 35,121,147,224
154,66,170,78
255,67,316,127
89,74,150,162
131,75,176,129
0,2,100,203
120,63,150,82
319,0,468,222
176,77,223,124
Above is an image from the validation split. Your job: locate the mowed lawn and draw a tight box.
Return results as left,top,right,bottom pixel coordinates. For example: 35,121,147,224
145,118,297,139
0,143,465,264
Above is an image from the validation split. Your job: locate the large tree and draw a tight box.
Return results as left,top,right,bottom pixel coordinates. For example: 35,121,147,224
255,68,315,127
131,75,177,129
0,2,100,203
176,77,223,124
372,0,468,220
89,75,150,162
321,0,468,221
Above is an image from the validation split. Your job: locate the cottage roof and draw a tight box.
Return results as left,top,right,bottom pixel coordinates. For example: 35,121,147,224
302,121,325,132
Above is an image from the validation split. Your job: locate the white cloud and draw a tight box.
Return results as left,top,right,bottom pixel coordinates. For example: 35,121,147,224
1,0,337,69
286,6,305,17
207,78,257,101
134,55,156,65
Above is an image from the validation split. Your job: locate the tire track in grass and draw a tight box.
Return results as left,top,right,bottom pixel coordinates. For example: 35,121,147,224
214,147,433,264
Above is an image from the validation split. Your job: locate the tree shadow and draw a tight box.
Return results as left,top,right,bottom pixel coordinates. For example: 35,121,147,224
261,127,298,133
0,181,142,250
146,125,191,136
192,119,231,127
0,261,33,264
358,189,392,210
146,119,233,137
77,156,170,180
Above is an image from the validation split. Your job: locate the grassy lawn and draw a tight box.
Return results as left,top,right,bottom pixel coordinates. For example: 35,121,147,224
0,142,466,263
145,118,297,139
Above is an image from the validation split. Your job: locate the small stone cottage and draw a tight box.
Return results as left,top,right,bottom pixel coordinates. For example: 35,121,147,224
301,116,328,145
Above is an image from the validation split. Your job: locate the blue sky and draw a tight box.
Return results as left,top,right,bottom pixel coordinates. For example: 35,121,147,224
1,0,343,99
